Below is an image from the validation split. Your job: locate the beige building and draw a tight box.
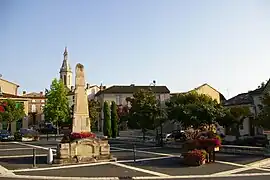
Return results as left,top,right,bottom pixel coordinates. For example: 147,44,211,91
171,83,226,104
95,85,171,132
0,77,29,133
165,83,226,132
22,91,46,126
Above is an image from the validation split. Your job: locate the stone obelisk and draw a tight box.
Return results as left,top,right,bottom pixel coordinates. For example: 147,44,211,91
72,64,91,132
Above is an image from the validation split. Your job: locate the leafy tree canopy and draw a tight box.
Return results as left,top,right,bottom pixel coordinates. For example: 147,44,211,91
111,101,118,138
217,106,251,136
88,99,100,130
256,92,270,130
127,89,159,133
43,78,70,127
103,101,112,137
0,99,25,127
166,92,223,129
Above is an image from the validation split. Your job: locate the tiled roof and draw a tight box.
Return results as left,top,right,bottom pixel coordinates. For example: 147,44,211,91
22,92,45,99
223,93,253,106
1,93,24,99
95,85,170,96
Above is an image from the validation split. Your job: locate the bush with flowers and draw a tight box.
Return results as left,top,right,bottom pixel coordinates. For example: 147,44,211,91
183,149,207,166
182,129,222,166
0,101,7,113
61,131,96,143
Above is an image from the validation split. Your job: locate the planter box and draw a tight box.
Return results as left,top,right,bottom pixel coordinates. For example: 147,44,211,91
22,137,34,142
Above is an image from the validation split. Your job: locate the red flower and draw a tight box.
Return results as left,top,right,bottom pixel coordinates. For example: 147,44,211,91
70,132,96,141
0,106,4,112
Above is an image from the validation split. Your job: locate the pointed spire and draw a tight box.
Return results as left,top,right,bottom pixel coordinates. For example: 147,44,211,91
60,47,72,73
63,46,68,60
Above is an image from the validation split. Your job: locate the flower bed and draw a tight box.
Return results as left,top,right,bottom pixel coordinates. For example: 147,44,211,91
61,132,96,143
70,132,96,140
197,138,221,150
183,149,207,166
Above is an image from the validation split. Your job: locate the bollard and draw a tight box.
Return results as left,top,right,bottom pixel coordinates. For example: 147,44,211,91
47,148,54,164
32,148,36,167
133,144,136,163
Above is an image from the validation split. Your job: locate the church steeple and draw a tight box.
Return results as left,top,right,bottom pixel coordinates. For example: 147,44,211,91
60,47,73,90
63,46,68,60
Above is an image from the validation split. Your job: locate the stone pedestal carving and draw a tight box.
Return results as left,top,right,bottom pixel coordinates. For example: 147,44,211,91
54,138,114,164
54,63,114,164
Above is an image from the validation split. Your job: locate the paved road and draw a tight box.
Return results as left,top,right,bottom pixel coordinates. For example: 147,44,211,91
1,140,270,179
1,176,270,180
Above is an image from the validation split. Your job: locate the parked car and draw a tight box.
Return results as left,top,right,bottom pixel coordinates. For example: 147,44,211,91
0,130,14,141
39,123,57,134
164,130,187,142
14,128,40,141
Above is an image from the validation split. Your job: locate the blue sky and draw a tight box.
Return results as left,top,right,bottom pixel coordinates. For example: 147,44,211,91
1,0,270,98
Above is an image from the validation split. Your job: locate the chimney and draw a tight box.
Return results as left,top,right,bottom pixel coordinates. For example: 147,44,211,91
40,91,43,95
86,83,90,89
23,91,26,95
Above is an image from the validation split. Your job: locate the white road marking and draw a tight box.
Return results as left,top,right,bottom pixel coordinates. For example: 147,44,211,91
215,160,247,168
110,147,161,152
132,172,270,179
0,148,36,151
0,164,15,176
246,158,270,167
12,142,56,152
12,161,111,172
111,162,170,177
213,167,255,175
213,161,270,175
0,154,56,159
117,156,176,163
3,174,120,180
111,147,177,157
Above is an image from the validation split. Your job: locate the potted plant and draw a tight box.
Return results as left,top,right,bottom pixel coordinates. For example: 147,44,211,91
183,149,207,166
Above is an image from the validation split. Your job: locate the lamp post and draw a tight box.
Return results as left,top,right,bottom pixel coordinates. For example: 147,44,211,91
149,80,160,145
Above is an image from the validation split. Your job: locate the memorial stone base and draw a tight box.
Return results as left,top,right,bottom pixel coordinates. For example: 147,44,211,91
54,138,116,164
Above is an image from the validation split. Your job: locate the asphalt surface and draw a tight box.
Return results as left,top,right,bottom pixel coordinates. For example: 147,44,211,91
0,139,270,179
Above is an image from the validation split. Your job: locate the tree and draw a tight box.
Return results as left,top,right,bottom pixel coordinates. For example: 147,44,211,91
0,99,25,131
111,101,118,138
217,106,251,137
43,78,70,134
117,105,129,130
126,89,158,140
166,92,222,129
103,101,112,137
88,99,100,131
256,92,270,130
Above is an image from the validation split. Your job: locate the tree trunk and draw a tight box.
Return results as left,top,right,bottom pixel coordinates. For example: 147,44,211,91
142,128,146,141
57,121,60,135
160,123,163,147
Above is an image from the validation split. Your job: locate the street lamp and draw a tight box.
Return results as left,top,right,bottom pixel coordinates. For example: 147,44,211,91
149,80,160,145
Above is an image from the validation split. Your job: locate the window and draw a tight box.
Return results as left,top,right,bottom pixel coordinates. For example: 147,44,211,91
32,99,36,103
41,100,45,103
31,104,36,113
64,75,67,85
68,75,71,86
116,95,121,105
41,104,45,111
